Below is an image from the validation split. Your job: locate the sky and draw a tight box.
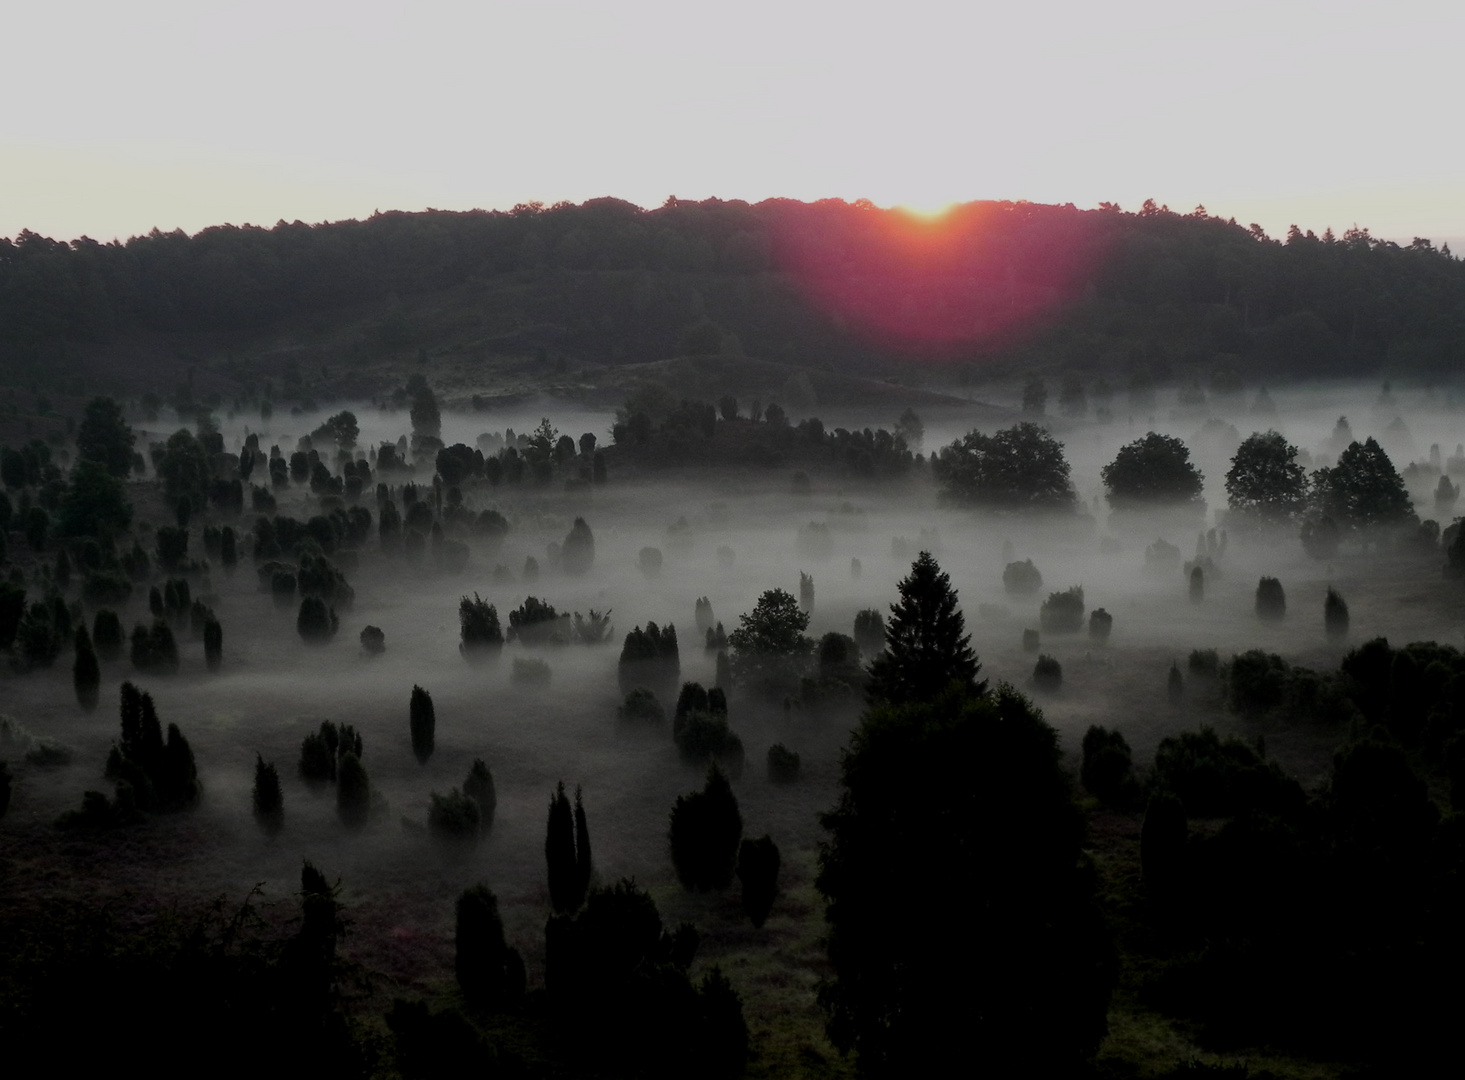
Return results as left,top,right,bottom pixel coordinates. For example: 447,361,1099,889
2,0,1461,247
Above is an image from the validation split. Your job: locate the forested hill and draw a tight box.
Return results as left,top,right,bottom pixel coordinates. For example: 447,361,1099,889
3,196,1464,400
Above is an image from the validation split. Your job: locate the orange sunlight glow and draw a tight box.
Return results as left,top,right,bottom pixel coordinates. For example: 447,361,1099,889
767,199,1111,356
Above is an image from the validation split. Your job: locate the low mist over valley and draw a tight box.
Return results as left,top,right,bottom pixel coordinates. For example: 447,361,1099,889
4,202,1465,1079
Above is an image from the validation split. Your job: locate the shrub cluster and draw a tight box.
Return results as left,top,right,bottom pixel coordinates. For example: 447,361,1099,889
1039,586,1085,633
669,764,743,891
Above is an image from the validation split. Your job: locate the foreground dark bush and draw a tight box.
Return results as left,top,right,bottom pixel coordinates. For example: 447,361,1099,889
1081,726,1136,806
455,884,525,1005
736,835,780,928
767,743,801,783
669,764,743,891
543,878,746,1076
1151,727,1304,818
816,684,1115,1073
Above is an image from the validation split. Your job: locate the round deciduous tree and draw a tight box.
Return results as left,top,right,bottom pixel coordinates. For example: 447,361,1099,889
932,422,1075,511
1226,430,1307,524
1102,432,1204,509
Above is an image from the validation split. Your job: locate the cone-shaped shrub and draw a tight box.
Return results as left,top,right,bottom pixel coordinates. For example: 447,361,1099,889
1167,661,1183,702
545,780,586,913
428,788,480,842
736,835,780,927
1255,576,1286,620
92,609,123,661
562,517,595,575
669,763,743,891
73,625,100,711
337,751,370,827
464,758,496,829
574,785,593,901
1325,587,1350,641
766,743,800,783
1189,565,1204,603
1033,654,1062,692
456,884,516,1004
203,617,222,672
410,684,435,764
253,753,283,832
1141,790,1187,894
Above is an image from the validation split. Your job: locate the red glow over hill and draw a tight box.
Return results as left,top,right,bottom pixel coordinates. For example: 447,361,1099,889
765,199,1110,356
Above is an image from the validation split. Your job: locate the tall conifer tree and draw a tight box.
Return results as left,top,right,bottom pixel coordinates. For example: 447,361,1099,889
866,552,984,705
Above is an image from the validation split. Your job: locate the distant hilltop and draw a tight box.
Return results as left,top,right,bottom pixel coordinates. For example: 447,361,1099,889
2,197,1462,402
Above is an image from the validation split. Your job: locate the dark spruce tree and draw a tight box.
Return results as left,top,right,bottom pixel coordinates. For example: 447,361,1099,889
409,684,435,763
73,624,101,711
253,753,283,832
866,551,984,705
736,834,781,928
545,781,586,913
463,758,497,829
817,684,1115,1074
669,763,744,891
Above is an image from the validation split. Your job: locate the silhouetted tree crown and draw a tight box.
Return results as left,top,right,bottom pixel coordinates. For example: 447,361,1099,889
817,684,1113,1073
1311,436,1415,532
1226,430,1307,523
866,552,983,705
932,422,1075,511
1102,432,1204,508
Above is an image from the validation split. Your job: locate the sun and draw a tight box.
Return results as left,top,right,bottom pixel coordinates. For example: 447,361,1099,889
893,200,958,222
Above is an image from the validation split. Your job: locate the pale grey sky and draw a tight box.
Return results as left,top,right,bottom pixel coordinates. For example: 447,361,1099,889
2,0,1460,245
